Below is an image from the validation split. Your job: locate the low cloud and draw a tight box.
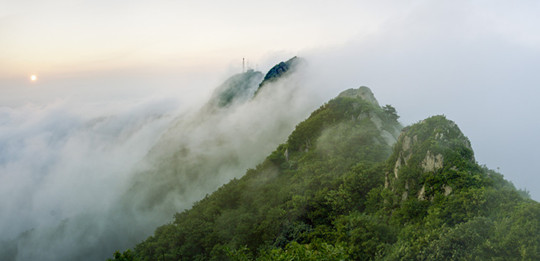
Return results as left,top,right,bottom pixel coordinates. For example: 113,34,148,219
0,97,180,260
0,62,324,260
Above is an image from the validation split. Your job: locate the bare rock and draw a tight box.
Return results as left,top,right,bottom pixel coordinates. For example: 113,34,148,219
422,150,444,172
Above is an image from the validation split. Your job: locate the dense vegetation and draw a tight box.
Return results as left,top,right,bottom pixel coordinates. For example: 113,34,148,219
109,88,539,260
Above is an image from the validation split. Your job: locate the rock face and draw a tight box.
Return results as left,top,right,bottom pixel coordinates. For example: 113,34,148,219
385,115,475,201
422,151,444,172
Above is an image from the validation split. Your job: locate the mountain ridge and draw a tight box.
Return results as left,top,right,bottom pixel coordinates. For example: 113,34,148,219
108,68,539,261
121,86,402,260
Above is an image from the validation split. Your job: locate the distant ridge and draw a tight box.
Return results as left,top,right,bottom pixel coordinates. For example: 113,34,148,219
205,69,263,110
256,56,303,95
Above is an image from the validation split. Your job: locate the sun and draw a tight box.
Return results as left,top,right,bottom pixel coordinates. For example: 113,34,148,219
30,74,37,81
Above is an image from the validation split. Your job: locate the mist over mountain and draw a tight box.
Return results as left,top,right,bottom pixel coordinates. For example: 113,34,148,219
257,56,303,93
119,84,539,260
204,69,263,110
1,56,538,261
120,57,315,224
0,58,319,261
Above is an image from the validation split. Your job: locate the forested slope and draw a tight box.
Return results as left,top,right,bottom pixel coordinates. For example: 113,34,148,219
110,87,539,261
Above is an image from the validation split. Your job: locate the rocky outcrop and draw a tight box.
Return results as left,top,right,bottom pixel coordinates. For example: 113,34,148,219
385,115,475,201
338,86,380,107
388,134,416,182
422,151,444,172
443,185,453,196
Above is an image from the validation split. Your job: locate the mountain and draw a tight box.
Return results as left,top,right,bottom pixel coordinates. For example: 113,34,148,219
123,85,402,260
123,57,312,215
377,116,540,260
204,69,264,110
98,57,321,258
385,115,477,202
256,56,303,94
110,85,540,260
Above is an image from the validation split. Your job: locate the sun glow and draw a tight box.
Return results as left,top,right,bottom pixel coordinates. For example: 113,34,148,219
30,75,37,81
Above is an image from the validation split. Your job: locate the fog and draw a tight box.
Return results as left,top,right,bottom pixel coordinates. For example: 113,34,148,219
0,61,326,260
0,97,180,260
2,1,540,260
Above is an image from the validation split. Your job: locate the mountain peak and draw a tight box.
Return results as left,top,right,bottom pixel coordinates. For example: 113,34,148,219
386,115,476,201
256,56,304,94
337,86,380,107
206,70,263,109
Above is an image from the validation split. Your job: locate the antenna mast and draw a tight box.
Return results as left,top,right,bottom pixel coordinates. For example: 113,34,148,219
242,58,245,73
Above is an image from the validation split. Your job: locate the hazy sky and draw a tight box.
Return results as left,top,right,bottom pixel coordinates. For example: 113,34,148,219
2,0,540,198
1,0,386,78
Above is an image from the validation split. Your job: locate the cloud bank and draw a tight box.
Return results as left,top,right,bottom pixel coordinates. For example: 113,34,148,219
0,61,323,260
0,97,181,260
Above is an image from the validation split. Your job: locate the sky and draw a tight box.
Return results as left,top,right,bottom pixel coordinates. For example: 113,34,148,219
2,0,540,227
1,0,381,78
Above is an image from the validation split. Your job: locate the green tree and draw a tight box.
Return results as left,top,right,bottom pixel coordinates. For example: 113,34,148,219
107,249,137,261
383,104,399,120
